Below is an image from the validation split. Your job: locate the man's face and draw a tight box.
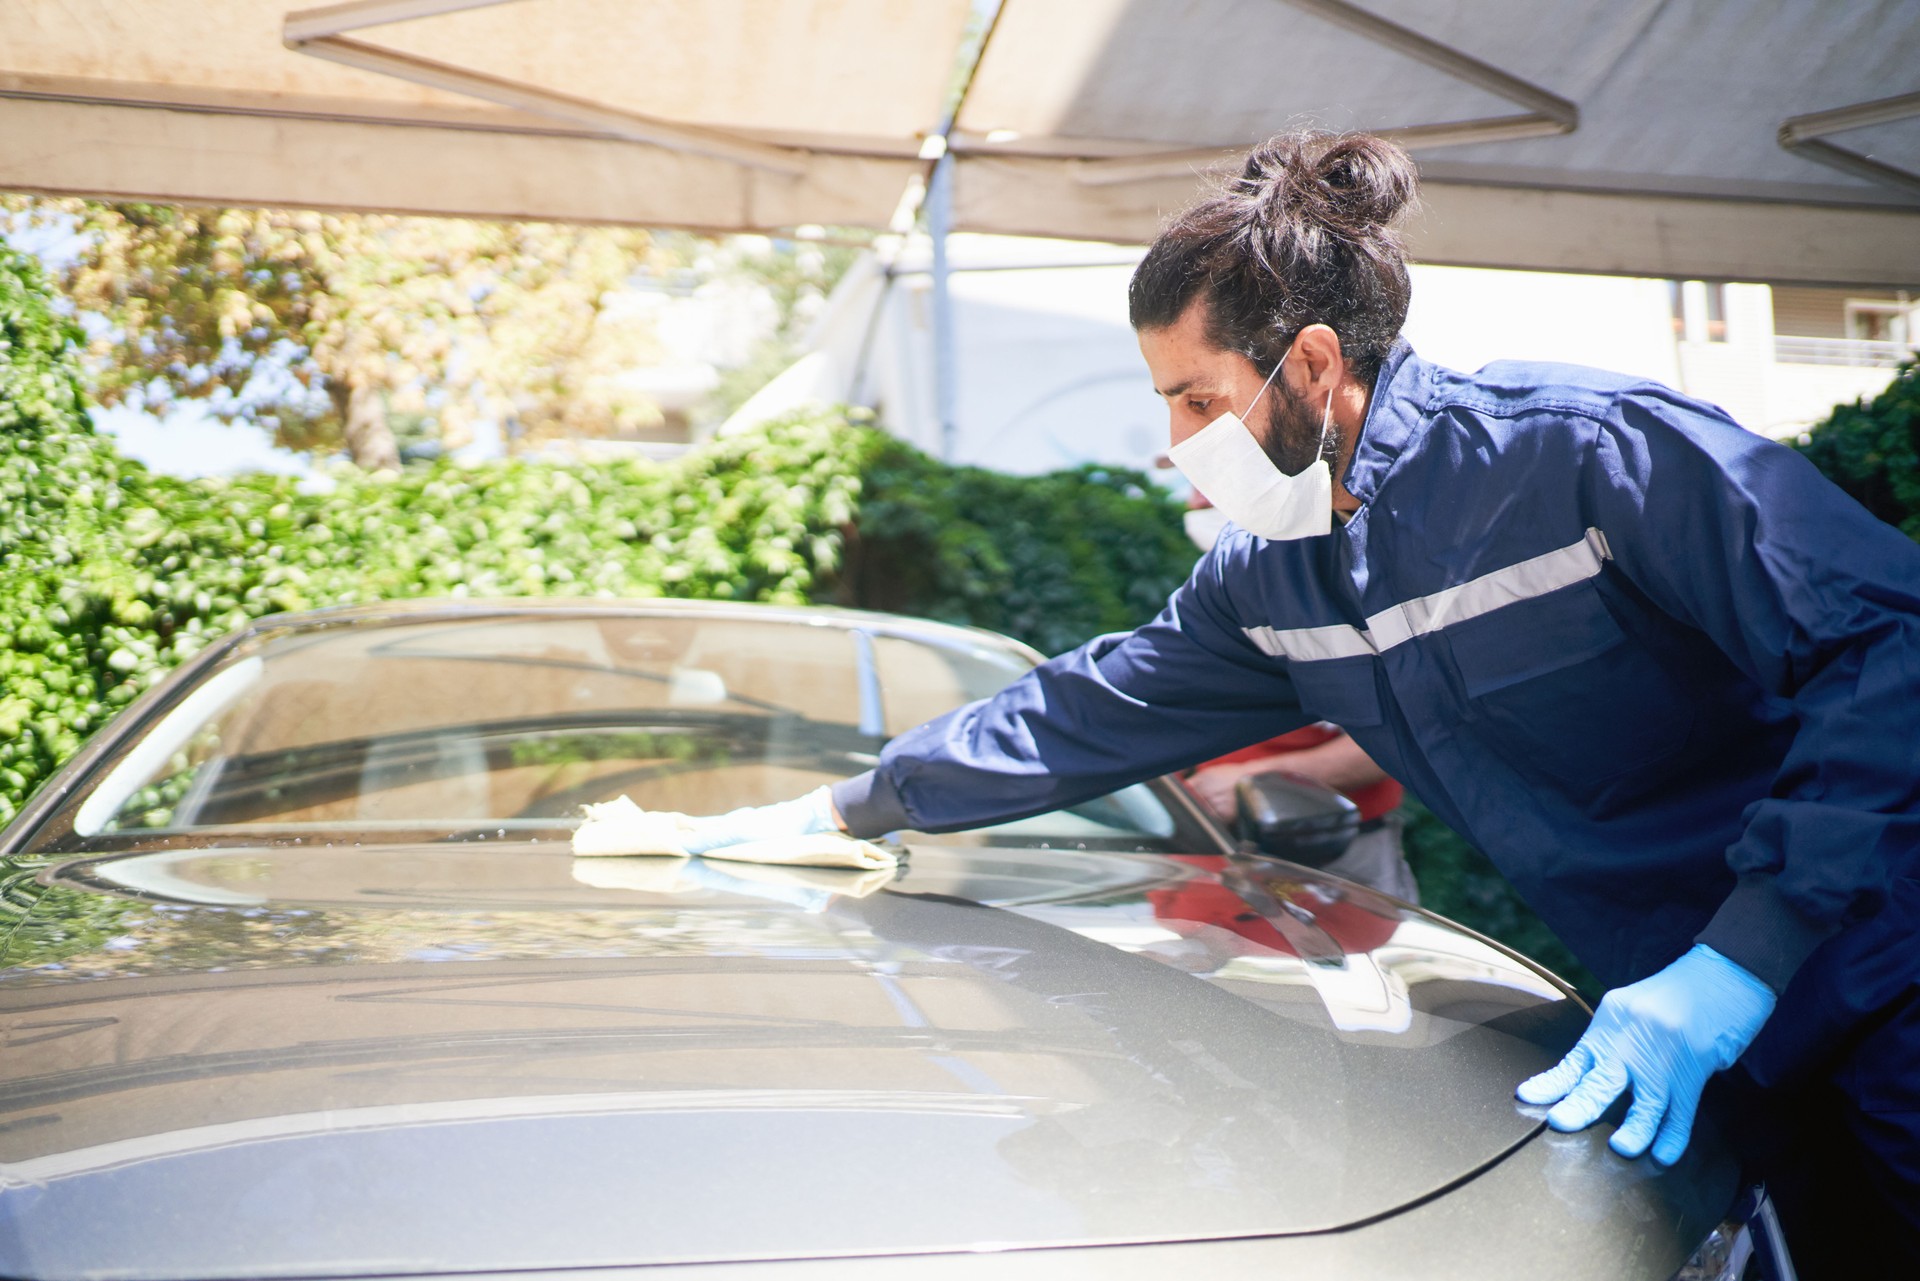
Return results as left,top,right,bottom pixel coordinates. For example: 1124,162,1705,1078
1137,302,1328,476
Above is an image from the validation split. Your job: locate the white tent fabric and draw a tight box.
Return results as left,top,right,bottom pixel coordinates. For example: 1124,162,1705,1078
951,0,1920,285
0,0,971,231
2,0,1917,284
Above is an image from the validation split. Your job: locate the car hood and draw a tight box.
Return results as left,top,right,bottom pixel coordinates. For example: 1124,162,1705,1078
0,840,1585,1279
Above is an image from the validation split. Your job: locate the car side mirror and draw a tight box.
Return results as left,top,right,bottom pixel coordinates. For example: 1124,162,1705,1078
1233,772,1360,868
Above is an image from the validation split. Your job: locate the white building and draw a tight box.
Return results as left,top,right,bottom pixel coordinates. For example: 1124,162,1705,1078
727,234,1914,479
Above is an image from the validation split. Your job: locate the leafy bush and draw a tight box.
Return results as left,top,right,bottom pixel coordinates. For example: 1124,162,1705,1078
0,245,153,818
838,443,1196,656
1795,359,1920,540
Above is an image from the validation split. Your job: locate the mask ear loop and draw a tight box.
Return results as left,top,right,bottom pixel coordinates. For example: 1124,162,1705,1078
1238,342,1291,420
1315,386,1335,462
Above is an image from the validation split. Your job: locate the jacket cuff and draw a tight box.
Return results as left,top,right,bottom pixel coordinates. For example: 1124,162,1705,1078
1695,872,1837,994
830,770,913,839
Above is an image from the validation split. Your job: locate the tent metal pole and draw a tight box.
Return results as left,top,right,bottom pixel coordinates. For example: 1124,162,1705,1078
284,0,807,173
1779,90,1920,202
927,149,959,462
915,0,1005,463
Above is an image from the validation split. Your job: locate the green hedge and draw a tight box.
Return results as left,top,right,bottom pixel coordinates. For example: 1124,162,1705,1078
0,427,1202,828
0,245,150,813
839,446,1197,657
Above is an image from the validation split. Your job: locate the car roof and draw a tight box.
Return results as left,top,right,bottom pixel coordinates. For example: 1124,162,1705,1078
253,596,1050,665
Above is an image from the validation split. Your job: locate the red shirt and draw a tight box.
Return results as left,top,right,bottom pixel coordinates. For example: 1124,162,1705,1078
1204,724,1403,822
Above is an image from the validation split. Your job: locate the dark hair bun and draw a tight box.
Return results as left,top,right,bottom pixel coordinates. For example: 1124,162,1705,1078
1314,133,1419,230
1237,131,1418,239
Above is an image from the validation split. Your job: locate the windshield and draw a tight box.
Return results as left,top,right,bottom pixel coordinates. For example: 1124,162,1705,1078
22,611,1217,857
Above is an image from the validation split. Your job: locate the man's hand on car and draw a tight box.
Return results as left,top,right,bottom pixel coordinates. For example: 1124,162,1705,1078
679,786,845,856
1515,944,1776,1166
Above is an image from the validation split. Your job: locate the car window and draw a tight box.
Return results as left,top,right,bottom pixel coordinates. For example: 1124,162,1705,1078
25,614,1212,857
868,633,1031,735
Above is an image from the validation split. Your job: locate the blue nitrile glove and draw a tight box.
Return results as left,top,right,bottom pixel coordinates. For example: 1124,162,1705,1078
679,786,842,856
1516,944,1776,1166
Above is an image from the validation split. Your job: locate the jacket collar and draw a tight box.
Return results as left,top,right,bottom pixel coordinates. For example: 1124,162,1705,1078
1341,338,1434,508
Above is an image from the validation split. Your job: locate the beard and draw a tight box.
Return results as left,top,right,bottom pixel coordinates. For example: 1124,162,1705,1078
1257,379,1336,476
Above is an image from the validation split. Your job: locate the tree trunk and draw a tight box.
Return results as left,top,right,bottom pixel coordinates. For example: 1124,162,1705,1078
329,376,401,470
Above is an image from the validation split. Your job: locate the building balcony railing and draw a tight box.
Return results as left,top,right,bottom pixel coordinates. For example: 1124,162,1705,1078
1774,335,1914,369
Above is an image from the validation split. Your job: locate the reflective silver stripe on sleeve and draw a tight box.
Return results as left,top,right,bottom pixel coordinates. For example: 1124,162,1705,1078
1241,528,1613,661
1242,622,1375,661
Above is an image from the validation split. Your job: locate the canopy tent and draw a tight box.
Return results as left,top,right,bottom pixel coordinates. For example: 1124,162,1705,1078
1,0,1916,284
952,0,1920,286
0,0,971,233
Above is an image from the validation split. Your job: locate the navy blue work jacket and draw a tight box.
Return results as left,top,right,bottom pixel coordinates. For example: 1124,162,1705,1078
834,342,1920,1081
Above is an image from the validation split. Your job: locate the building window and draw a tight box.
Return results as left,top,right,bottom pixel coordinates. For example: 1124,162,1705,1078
1846,299,1912,346
1669,281,1730,343
1703,283,1727,342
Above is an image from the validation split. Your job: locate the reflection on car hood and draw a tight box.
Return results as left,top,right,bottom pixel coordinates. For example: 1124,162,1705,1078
0,841,1585,1279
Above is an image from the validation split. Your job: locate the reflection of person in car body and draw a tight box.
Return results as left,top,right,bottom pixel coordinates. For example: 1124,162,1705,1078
1146,855,1401,961
684,131,1920,1267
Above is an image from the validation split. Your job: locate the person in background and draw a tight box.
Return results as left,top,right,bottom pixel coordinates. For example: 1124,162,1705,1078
1185,724,1414,902
1174,478,1416,902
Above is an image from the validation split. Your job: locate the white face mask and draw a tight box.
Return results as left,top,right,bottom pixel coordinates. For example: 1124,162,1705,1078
1166,342,1335,542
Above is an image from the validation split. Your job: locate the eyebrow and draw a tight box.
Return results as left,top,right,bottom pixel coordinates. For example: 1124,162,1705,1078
1156,379,1200,398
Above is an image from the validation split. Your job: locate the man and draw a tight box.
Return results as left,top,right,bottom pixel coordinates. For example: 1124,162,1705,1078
680,130,1920,1268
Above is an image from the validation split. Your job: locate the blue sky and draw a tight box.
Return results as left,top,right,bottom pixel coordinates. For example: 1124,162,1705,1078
8,214,315,478
92,405,312,478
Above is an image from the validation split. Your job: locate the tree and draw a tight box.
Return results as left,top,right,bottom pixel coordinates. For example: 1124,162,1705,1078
3,200,674,468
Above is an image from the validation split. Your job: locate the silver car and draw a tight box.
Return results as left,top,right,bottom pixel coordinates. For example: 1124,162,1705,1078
0,600,1788,1279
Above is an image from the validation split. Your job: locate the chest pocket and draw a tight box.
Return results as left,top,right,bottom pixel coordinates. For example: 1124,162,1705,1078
1446,581,1691,793
1289,656,1385,730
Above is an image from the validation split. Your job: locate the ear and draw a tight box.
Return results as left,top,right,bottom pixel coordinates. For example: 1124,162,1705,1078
1290,324,1347,398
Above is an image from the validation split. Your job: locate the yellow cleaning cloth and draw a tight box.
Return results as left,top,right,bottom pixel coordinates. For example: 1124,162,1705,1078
571,795,897,871
571,797,693,857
